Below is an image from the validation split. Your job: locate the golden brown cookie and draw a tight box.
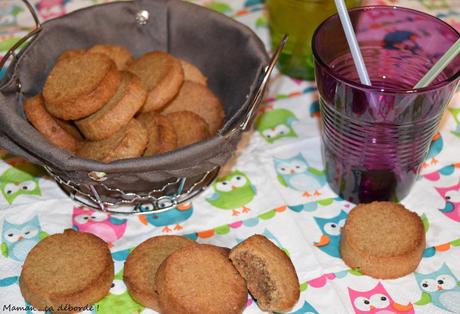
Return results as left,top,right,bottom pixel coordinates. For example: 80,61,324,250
19,229,113,313
137,112,178,156
77,119,148,163
180,59,207,85
161,81,224,134
24,94,81,153
56,49,86,62
128,51,184,112
43,52,121,120
55,120,84,141
88,44,134,70
155,244,248,314
123,235,197,311
340,201,425,279
229,234,300,313
75,71,147,140
165,111,210,148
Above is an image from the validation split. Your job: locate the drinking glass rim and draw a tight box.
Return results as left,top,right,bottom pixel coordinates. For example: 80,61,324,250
312,5,460,95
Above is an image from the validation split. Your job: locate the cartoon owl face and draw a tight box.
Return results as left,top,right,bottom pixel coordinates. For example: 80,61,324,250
275,154,309,176
415,263,460,294
256,108,298,143
274,153,326,193
2,217,40,244
312,210,348,258
314,210,347,238
207,170,257,210
0,165,41,204
349,283,395,314
139,202,194,228
72,207,109,226
2,216,42,261
72,207,127,244
36,0,67,20
417,272,457,293
414,263,460,313
261,124,293,143
214,171,250,193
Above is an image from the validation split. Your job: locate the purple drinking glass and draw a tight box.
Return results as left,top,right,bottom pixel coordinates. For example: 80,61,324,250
312,6,460,203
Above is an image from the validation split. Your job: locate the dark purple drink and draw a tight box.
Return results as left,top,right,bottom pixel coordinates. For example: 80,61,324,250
312,6,460,203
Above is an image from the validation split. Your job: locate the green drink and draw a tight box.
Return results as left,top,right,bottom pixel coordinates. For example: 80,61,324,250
267,0,360,80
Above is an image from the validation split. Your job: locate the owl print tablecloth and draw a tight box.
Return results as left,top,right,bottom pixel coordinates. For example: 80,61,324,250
1,0,460,313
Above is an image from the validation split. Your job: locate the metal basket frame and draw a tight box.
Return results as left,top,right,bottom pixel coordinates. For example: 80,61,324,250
0,0,286,215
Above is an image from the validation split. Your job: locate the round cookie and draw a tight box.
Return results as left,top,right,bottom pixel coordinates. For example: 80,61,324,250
161,81,224,134
43,52,121,120
155,244,248,314
88,44,134,70
123,235,196,311
180,59,207,85
19,229,113,313
77,119,148,163
229,234,300,313
165,111,210,148
24,94,81,153
340,201,425,279
128,51,184,112
136,112,177,156
75,71,147,140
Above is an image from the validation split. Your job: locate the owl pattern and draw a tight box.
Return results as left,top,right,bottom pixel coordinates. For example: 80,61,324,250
313,210,348,258
36,0,68,20
435,179,460,222
206,170,257,216
349,282,414,314
274,153,326,197
138,202,194,232
283,300,319,314
449,107,460,138
0,3,22,29
415,263,460,313
255,108,298,143
72,206,127,248
0,162,42,204
95,269,144,314
1,215,47,262
422,132,443,168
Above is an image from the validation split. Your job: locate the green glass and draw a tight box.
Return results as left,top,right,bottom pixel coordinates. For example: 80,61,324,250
267,0,360,80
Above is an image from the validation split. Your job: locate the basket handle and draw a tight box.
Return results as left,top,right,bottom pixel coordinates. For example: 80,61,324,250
224,34,288,138
0,0,42,74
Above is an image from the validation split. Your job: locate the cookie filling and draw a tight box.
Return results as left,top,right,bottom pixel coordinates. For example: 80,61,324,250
232,251,277,308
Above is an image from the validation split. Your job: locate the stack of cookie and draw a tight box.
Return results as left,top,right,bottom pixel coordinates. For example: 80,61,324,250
340,201,426,279
19,229,114,313
24,45,225,163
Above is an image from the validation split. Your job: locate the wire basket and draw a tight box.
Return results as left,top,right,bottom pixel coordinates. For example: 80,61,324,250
0,0,284,214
